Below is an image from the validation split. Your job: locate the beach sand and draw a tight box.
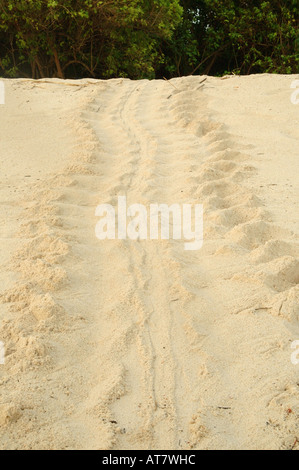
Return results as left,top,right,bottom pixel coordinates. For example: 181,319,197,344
0,75,298,450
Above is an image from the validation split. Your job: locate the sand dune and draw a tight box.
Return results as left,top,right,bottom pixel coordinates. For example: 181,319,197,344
0,75,298,450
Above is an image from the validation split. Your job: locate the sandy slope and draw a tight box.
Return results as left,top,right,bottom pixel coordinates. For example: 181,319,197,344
0,75,298,450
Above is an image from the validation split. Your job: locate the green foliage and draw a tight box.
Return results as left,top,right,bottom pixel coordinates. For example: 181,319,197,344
204,0,299,75
0,0,183,78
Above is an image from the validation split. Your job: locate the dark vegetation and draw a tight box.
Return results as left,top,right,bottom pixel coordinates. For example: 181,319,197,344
0,0,298,79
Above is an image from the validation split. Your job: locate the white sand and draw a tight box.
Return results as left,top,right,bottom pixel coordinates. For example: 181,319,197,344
0,75,298,450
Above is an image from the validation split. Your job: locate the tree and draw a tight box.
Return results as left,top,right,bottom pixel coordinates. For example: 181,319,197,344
0,0,183,79
161,0,299,77
0,0,297,78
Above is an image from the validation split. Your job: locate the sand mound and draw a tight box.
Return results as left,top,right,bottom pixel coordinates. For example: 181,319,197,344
0,75,298,450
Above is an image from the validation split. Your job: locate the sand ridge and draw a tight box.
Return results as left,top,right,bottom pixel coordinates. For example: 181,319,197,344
0,75,298,450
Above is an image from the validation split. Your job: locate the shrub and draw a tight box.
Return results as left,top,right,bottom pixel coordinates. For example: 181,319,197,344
0,0,183,78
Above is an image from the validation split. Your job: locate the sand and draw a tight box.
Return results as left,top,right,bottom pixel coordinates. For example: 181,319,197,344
0,75,298,450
